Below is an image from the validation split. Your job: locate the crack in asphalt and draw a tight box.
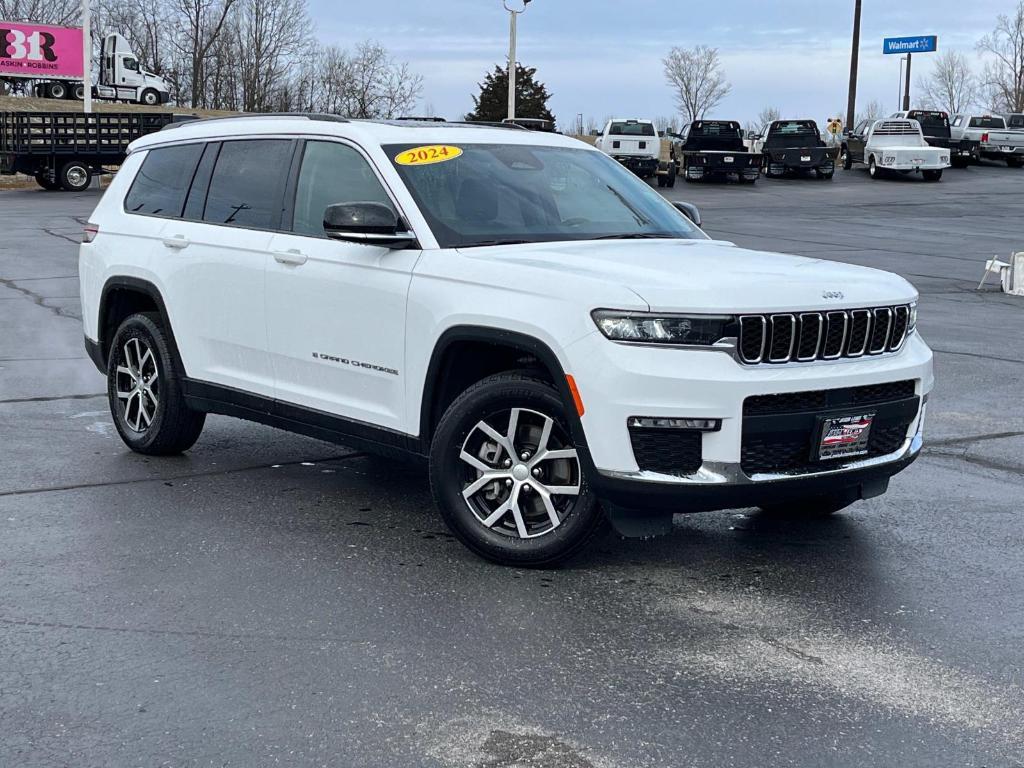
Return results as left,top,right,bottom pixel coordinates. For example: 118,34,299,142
0,452,365,497
931,347,1024,365
42,227,82,245
925,449,1024,477
928,430,1024,447
0,276,80,320
0,392,104,405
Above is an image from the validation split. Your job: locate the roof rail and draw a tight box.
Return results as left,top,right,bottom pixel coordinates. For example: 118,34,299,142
159,112,349,131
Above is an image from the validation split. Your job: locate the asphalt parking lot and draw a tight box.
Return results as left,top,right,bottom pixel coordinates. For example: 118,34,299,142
2,162,1023,768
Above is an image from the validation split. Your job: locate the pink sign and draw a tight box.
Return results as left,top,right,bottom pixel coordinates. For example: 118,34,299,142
0,22,84,80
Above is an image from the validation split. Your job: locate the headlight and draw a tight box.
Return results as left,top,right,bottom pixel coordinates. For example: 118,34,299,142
908,302,918,335
592,310,736,345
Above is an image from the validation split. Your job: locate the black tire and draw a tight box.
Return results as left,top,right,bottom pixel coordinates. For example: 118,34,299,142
58,160,91,191
666,166,676,187
34,172,61,190
816,168,835,180
923,169,943,182
140,88,160,106
47,82,67,99
951,156,969,168
107,313,205,455
429,372,607,567
841,146,852,170
762,154,775,178
1007,157,1024,168
759,489,859,518
868,156,881,179
657,175,666,188
73,83,86,100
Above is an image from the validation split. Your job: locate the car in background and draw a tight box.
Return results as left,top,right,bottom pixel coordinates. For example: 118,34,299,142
749,119,835,179
677,120,762,183
890,110,979,167
950,114,1024,167
594,118,662,180
842,118,950,181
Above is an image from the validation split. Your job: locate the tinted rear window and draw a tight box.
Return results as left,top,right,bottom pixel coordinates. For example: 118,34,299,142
969,117,1005,129
124,144,204,217
609,122,656,136
203,139,293,229
909,112,950,133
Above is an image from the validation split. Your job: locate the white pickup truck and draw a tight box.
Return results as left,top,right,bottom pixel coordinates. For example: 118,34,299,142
594,119,672,183
842,118,950,181
950,114,1024,167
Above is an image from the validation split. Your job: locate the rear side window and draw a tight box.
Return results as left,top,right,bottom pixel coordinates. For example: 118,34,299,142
124,144,204,217
291,141,395,237
203,139,293,229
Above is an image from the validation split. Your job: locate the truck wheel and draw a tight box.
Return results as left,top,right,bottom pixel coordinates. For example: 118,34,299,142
73,84,86,100
1007,157,1024,168
140,89,160,106
429,372,607,567
816,168,835,180
868,157,881,179
47,82,67,100
34,172,61,191
762,155,775,178
923,169,943,182
107,313,206,456
657,175,666,188
58,161,91,192
666,166,676,188
841,146,852,170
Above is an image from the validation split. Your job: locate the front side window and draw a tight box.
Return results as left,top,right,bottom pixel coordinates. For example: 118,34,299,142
123,57,138,72
1009,115,1024,129
291,141,395,237
386,143,702,249
124,143,204,217
203,139,293,229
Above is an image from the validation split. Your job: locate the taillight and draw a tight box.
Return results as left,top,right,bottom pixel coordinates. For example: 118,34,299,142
83,223,99,243
981,132,989,143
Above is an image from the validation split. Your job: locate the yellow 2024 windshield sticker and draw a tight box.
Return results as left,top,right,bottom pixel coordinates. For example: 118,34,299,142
395,145,463,166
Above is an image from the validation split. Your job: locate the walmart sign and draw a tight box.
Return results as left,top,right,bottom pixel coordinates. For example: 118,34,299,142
883,36,938,54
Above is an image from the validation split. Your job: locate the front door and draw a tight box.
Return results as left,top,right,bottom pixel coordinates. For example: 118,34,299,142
849,121,870,162
265,139,419,433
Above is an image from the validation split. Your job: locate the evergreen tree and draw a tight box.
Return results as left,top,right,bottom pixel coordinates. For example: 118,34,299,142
465,64,555,125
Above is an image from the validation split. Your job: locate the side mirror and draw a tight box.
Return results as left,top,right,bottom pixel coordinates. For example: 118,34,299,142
323,202,416,249
672,201,702,227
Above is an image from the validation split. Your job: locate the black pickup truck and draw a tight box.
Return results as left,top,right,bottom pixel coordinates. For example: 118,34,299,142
1,111,173,191
891,110,979,167
675,120,762,183
755,119,835,179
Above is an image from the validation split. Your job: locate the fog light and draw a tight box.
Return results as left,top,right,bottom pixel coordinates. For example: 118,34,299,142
628,417,721,431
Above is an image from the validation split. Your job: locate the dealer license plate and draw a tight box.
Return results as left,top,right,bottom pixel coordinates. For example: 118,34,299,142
723,156,734,163
1001,146,1013,151
816,413,875,461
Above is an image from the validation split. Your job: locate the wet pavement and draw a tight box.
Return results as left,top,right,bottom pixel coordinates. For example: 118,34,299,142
2,165,1023,767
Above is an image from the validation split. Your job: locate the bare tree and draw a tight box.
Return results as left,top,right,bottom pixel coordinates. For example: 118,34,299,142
235,0,307,112
977,2,1024,112
663,45,731,122
757,105,781,127
0,0,79,24
168,0,239,107
918,51,977,114
855,99,884,125
653,115,677,134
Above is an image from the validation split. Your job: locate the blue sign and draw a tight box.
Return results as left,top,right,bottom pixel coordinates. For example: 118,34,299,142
883,35,938,55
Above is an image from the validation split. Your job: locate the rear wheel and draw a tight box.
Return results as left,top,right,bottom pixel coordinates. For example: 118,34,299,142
816,168,835,180
107,313,205,455
47,81,67,99
1007,157,1024,168
923,169,943,182
73,83,86,100
429,372,607,567
58,160,91,191
665,165,677,187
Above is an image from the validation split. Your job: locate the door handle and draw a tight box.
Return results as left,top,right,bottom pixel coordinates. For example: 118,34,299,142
162,235,190,249
273,249,307,266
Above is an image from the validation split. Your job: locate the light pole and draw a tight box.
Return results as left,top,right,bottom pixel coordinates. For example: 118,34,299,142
503,0,531,121
898,56,907,112
82,0,92,113
846,0,862,130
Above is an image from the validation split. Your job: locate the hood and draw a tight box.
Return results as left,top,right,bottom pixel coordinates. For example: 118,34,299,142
456,239,917,313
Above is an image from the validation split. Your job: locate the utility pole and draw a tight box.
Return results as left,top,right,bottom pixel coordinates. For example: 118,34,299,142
82,0,92,113
902,53,912,111
503,0,531,121
846,0,862,129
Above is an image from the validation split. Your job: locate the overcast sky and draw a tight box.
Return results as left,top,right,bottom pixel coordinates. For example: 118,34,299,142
309,0,1009,126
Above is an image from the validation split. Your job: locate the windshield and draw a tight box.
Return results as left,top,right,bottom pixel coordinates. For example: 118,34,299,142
609,121,656,136
385,143,703,248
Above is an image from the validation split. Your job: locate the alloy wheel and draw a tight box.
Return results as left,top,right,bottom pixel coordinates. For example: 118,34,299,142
458,407,581,539
115,337,160,432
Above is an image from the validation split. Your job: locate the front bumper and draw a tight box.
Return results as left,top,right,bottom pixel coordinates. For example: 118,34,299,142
566,331,933,509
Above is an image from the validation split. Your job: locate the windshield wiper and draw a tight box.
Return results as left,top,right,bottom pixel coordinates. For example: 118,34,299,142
594,233,676,240
460,239,534,248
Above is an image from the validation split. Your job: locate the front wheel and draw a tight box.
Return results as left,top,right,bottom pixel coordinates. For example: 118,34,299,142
140,88,160,106
429,373,607,567
868,156,881,179
841,146,852,170
923,169,943,182
107,313,205,455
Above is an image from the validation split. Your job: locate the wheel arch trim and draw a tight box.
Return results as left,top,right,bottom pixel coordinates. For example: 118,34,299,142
97,276,186,377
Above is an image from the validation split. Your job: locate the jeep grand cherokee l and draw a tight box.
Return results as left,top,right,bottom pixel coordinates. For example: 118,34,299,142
80,115,933,566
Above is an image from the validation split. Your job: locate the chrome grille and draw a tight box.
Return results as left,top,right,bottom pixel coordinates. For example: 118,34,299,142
737,305,913,365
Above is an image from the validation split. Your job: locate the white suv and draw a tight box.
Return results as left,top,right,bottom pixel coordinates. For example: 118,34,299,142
80,115,934,566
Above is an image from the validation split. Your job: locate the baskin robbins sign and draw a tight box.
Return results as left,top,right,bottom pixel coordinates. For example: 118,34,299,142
0,22,84,79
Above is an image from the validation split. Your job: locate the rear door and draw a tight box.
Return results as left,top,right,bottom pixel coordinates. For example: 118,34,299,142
264,138,419,432
155,138,295,395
